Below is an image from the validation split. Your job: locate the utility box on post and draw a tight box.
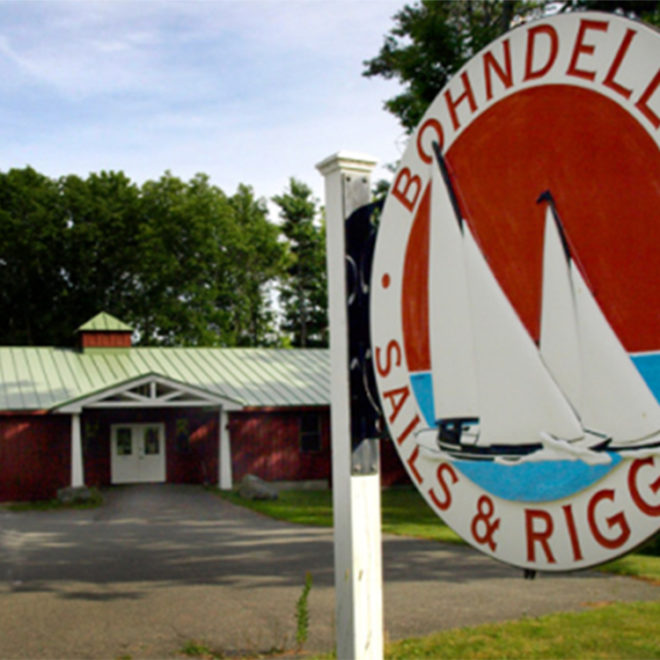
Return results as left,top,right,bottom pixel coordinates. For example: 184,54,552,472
345,199,384,475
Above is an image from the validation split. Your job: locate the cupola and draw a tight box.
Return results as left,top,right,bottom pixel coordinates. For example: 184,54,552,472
77,312,133,350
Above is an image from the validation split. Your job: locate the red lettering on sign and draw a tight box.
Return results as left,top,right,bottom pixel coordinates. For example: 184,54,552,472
428,462,459,511
416,118,444,164
375,340,402,378
471,495,500,551
635,68,660,129
392,168,422,212
562,504,583,561
382,386,410,424
566,18,608,81
444,71,478,131
407,445,423,484
587,489,631,549
484,39,513,101
524,24,559,81
628,456,660,517
525,509,556,563
603,28,636,99
396,415,420,446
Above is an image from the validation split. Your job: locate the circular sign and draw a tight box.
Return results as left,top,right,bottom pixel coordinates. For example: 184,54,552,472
371,11,660,571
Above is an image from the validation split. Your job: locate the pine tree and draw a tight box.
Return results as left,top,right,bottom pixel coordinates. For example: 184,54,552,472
273,179,328,348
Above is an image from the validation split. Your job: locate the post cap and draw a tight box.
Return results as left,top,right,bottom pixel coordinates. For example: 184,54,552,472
316,151,378,177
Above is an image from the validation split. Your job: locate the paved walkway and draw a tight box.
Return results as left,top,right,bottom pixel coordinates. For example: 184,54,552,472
0,485,657,658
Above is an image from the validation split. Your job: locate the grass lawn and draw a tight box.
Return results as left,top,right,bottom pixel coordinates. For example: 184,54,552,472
218,486,659,580
379,601,660,659
219,488,334,527
218,486,462,544
181,601,660,659
598,553,660,582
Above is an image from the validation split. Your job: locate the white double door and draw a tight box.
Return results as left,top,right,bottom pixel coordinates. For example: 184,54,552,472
111,423,166,484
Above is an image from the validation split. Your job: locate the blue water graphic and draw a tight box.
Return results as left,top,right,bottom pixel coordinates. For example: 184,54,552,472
410,372,435,427
632,352,660,404
456,454,621,502
407,352,655,502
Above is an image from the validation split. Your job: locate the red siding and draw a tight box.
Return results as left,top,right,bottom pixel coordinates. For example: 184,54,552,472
229,409,331,483
0,416,70,501
0,405,409,501
229,408,410,487
80,331,132,349
166,410,218,485
380,437,411,487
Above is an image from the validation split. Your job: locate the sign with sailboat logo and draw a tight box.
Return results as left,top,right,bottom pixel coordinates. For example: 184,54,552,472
371,11,660,571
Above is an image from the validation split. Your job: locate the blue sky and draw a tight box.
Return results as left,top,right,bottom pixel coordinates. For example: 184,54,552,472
0,0,406,210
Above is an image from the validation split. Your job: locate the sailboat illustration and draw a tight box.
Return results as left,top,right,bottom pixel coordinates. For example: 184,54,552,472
539,192,660,453
417,143,660,463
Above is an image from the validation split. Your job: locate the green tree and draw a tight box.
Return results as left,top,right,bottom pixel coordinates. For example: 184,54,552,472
273,179,328,348
227,185,286,346
60,171,143,335
0,167,285,348
125,174,285,347
136,172,241,346
364,0,660,132
0,167,68,344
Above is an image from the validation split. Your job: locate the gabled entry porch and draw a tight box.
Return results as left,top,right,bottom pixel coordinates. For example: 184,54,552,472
54,372,243,490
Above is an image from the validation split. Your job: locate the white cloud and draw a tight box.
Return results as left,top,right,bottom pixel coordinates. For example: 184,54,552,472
0,0,406,207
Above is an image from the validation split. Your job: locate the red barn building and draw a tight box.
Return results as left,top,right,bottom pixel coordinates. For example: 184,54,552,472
0,312,406,501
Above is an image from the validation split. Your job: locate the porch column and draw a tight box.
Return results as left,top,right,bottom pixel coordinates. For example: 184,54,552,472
218,408,233,490
70,412,85,488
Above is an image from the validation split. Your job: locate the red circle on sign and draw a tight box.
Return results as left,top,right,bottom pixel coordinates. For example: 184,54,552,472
444,84,659,353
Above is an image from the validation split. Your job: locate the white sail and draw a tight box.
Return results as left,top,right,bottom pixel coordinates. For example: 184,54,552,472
539,206,582,413
429,157,478,420
538,201,660,448
571,260,660,445
461,222,584,447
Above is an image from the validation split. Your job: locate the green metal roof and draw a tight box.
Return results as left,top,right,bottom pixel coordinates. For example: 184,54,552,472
0,346,330,411
77,312,133,333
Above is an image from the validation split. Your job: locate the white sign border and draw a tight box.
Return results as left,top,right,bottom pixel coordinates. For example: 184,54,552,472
371,11,660,571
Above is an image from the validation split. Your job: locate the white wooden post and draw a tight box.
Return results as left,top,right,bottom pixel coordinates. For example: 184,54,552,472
71,412,85,488
218,408,233,490
316,152,383,660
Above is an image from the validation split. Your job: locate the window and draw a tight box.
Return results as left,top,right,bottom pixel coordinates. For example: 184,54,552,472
176,418,190,452
116,428,132,455
144,427,160,455
300,413,321,453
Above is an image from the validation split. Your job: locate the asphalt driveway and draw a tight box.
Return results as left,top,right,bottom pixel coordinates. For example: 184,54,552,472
0,485,657,658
